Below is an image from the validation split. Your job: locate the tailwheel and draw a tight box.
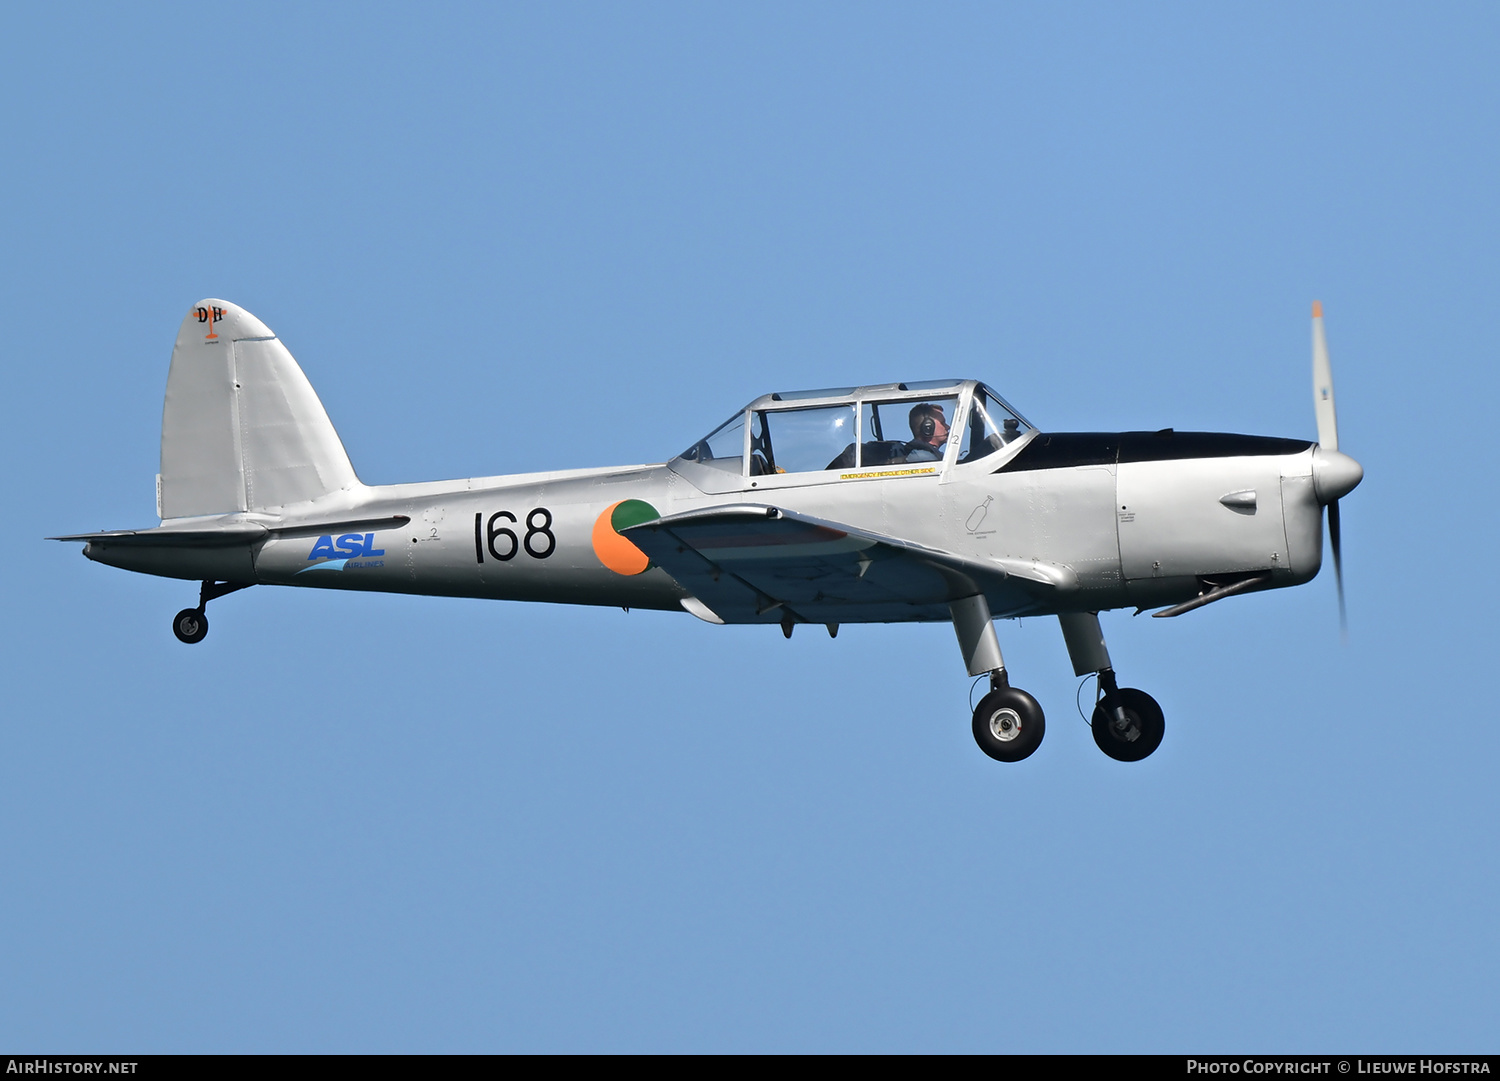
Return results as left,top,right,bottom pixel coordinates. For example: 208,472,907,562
972,686,1045,762
1091,687,1164,762
173,608,208,644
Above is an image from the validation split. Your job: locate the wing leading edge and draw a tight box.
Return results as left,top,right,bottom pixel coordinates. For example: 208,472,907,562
622,504,1069,626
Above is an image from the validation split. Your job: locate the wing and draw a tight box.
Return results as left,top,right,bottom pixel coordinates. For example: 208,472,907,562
622,504,1072,625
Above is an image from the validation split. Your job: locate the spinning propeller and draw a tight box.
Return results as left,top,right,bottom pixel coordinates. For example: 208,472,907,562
1309,301,1364,633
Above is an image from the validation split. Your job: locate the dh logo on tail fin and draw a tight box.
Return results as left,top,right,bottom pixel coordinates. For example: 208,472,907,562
194,305,226,340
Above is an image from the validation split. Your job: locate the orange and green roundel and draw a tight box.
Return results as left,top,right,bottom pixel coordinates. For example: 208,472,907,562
592,499,658,575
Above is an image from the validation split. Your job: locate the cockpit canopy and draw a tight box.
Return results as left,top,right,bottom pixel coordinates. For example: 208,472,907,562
675,379,1034,478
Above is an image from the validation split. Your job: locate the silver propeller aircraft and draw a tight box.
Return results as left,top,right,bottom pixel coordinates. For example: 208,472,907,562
55,299,1362,763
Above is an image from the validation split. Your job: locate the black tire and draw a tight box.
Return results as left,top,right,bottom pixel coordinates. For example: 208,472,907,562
173,608,208,644
971,686,1046,762
1091,687,1164,761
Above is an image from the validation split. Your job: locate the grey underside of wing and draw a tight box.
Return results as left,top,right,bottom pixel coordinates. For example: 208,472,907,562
621,505,1049,625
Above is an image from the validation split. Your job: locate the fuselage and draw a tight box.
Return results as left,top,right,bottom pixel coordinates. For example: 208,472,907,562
83,425,1332,623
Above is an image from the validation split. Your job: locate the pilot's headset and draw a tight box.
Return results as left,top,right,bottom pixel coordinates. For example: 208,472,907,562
910,404,942,442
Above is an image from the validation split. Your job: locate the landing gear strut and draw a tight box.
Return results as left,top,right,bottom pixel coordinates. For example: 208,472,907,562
952,595,1046,762
171,580,253,644
1059,612,1166,762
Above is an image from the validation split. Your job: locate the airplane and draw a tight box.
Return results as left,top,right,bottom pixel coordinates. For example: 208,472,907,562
53,299,1362,763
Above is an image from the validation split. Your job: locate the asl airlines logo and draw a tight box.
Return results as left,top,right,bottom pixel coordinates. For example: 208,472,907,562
298,532,386,573
194,305,226,340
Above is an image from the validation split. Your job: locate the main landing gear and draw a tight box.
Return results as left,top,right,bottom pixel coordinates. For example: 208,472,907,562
171,580,253,644
1059,611,1164,762
951,595,1046,762
971,670,1046,762
1090,670,1165,762
950,601,1166,763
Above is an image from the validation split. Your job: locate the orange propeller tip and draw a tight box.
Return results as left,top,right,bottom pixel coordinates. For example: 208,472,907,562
1312,300,1323,318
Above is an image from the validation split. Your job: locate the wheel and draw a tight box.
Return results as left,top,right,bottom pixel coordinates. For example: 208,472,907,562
971,686,1046,762
173,607,208,644
1091,687,1164,761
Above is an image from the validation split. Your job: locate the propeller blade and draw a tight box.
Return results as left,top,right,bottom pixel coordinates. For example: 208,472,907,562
1312,302,1354,637
1312,300,1338,451
1328,499,1346,636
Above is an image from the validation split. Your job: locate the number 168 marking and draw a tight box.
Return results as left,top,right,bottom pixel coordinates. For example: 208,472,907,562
474,507,555,563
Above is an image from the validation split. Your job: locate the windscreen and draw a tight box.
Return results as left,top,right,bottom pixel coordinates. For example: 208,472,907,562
958,387,1033,464
678,412,746,474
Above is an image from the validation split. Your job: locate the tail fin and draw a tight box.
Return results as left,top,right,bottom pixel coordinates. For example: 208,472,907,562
159,299,359,519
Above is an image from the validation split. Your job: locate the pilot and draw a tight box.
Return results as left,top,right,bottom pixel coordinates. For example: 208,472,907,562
904,403,950,462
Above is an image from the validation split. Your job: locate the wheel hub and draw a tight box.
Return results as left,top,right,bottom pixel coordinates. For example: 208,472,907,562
1110,708,1140,742
988,707,1023,742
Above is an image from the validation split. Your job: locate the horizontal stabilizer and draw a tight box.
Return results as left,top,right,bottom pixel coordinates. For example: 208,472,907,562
49,525,269,547
51,515,409,548
261,514,411,538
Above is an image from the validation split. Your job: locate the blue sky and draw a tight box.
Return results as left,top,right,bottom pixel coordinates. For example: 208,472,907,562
3,2,1497,1052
